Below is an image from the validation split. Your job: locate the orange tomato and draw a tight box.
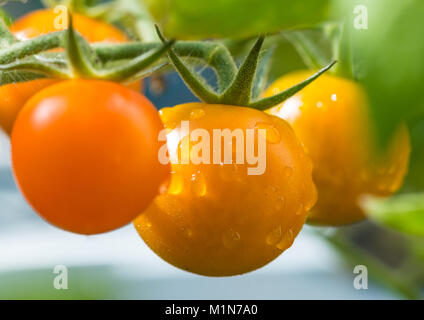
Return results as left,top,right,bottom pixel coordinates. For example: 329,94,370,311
11,80,169,235
0,79,58,134
10,9,129,43
0,9,140,135
134,103,317,276
265,71,410,226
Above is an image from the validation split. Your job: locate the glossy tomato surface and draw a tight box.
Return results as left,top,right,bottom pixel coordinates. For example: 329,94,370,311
10,8,129,42
11,80,169,234
265,71,410,226
134,103,317,276
0,9,138,135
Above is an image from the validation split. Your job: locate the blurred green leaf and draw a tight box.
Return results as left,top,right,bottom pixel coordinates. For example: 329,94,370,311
335,0,424,146
0,6,12,26
402,117,424,192
142,0,331,39
363,193,424,237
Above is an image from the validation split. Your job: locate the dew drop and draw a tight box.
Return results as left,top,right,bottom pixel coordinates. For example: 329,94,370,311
164,121,177,130
222,229,241,249
304,197,315,212
182,227,193,238
276,229,294,251
158,179,169,195
295,204,304,216
190,171,207,197
256,122,281,144
283,166,294,177
266,225,283,246
275,196,285,211
189,108,206,120
168,172,184,195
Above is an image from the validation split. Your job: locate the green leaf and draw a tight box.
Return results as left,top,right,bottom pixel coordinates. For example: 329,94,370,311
0,6,12,26
335,0,424,146
142,0,331,39
363,193,424,237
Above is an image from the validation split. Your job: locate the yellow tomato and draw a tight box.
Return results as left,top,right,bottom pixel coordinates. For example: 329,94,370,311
134,102,317,276
265,71,410,226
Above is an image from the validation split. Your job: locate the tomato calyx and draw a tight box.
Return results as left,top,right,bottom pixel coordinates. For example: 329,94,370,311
0,13,173,85
64,13,173,81
156,27,336,110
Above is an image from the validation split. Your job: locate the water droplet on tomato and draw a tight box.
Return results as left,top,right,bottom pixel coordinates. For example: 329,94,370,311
275,196,285,211
256,122,281,144
222,229,241,249
191,171,207,197
189,108,206,120
295,204,304,216
276,229,294,251
158,179,169,195
283,166,294,177
168,172,184,195
266,225,282,246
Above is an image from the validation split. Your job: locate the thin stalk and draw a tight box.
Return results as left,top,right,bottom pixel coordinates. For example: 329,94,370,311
0,59,70,79
94,41,237,91
0,31,64,64
97,41,174,81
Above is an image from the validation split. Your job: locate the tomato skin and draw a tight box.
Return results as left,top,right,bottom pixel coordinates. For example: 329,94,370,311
264,71,411,226
133,103,317,276
11,80,169,235
10,9,129,43
0,79,59,134
0,9,139,135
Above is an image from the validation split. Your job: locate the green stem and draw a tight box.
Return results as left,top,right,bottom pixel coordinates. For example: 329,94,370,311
0,58,70,79
0,31,64,65
94,41,237,91
64,14,98,77
0,71,48,86
97,41,174,81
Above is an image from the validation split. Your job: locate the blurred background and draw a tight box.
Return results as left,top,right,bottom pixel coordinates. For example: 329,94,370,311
0,0,423,299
